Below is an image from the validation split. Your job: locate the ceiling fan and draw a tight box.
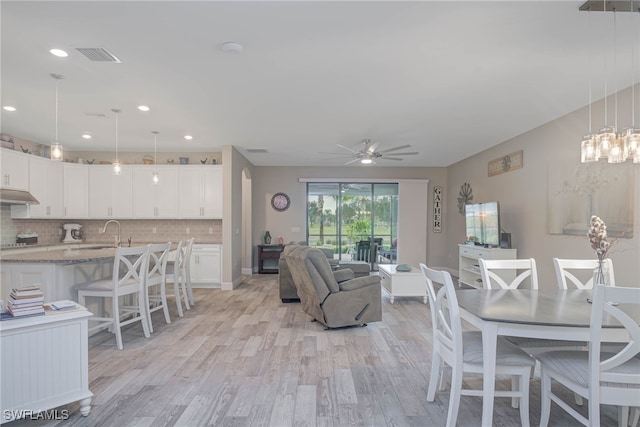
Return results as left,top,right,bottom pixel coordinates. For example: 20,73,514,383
326,139,419,165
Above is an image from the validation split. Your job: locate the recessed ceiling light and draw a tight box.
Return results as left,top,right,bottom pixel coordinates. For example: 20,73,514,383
184,135,193,140
138,105,150,112
3,106,16,112
222,42,244,54
50,48,68,57
82,134,92,139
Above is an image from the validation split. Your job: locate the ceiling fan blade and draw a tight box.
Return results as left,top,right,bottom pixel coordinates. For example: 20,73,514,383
336,144,358,153
387,152,419,156
344,158,361,165
319,152,351,156
380,144,411,153
368,142,380,153
380,157,403,161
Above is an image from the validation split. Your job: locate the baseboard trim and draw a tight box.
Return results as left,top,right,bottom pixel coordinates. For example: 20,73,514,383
242,268,253,275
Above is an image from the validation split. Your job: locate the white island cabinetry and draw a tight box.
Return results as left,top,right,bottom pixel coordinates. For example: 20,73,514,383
190,244,221,287
458,244,517,289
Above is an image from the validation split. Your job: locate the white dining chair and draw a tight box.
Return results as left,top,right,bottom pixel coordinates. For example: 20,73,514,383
480,257,589,408
553,258,615,289
183,237,195,307
538,284,640,427
165,240,190,317
77,245,151,350
144,242,172,333
420,263,535,427
479,258,538,290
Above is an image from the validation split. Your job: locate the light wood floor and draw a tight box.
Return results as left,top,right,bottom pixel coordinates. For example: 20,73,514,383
12,274,621,426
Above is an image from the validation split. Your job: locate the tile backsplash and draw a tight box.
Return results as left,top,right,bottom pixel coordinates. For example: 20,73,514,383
1,206,222,246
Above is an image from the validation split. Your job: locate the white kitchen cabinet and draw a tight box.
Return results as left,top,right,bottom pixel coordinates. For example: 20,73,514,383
458,244,517,289
0,148,29,191
88,166,133,218
132,166,178,218
11,156,64,218
63,164,89,218
189,244,221,286
178,166,222,218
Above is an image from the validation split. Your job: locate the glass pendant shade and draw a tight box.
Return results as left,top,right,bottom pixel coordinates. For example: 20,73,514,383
152,172,159,184
50,141,63,161
624,127,640,154
113,162,122,175
608,134,628,163
581,134,598,162
595,126,615,158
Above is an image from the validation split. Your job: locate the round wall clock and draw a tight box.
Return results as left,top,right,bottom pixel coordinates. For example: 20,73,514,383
271,192,291,212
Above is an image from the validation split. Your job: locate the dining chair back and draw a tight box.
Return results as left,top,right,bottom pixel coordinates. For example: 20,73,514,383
553,258,615,289
479,258,538,290
165,240,189,317
539,284,640,427
77,245,151,350
183,237,195,306
419,263,535,427
145,242,172,333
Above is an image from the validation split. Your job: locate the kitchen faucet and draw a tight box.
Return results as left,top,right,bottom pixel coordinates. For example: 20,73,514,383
102,220,121,247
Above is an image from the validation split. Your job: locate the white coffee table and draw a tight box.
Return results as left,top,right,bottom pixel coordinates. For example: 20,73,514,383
378,264,427,304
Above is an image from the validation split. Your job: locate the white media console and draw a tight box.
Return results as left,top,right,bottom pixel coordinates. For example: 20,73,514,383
458,244,517,289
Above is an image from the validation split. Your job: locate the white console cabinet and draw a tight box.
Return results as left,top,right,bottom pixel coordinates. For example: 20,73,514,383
0,308,93,423
458,244,517,289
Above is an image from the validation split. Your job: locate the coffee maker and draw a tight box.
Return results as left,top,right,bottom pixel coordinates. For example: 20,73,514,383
63,224,83,243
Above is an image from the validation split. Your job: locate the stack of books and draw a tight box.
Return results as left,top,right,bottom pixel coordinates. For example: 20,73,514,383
7,285,45,318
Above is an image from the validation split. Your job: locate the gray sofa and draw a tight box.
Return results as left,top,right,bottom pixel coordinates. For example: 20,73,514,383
286,247,382,328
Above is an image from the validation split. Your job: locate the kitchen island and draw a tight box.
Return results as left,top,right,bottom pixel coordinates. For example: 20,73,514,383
0,244,118,302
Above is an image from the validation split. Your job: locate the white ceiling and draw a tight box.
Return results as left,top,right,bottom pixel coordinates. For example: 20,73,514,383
1,1,639,167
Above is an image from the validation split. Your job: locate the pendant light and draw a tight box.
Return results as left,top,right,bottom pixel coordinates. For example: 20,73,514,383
581,8,598,162
151,131,159,184
595,1,616,160
50,73,64,161
608,8,629,163
625,1,640,163
111,109,121,175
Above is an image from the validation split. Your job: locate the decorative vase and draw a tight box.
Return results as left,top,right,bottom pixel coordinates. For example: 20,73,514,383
264,231,271,245
592,260,610,286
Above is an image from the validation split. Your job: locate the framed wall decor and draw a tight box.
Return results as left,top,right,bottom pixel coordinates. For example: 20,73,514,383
433,186,443,233
488,150,523,177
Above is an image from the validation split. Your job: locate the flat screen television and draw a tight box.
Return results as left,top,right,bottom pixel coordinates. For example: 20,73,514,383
464,201,500,247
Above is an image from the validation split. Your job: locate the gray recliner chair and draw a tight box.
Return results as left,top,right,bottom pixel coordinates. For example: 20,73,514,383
279,243,353,303
286,247,382,328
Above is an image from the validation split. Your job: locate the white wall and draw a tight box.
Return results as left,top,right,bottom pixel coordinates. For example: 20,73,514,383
445,86,640,289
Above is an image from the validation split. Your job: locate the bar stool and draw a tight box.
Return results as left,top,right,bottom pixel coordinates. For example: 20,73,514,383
145,242,172,333
183,237,195,307
77,245,151,350
165,240,189,316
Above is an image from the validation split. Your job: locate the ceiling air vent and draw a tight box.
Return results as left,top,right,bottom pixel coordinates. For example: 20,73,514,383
76,48,121,63
247,149,269,154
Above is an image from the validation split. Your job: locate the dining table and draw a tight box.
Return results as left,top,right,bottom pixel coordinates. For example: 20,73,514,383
455,288,639,427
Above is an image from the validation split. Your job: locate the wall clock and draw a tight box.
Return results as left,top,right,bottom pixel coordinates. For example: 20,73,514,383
271,192,291,212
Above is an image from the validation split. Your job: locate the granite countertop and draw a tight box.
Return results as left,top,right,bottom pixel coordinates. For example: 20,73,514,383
0,244,119,264
0,241,222,264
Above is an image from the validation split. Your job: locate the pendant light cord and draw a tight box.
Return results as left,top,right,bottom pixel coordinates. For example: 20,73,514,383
55,79,59,141
614,8,618,131
588,8,593,133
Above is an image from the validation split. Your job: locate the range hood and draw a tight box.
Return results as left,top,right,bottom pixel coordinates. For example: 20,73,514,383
0,189,40,205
